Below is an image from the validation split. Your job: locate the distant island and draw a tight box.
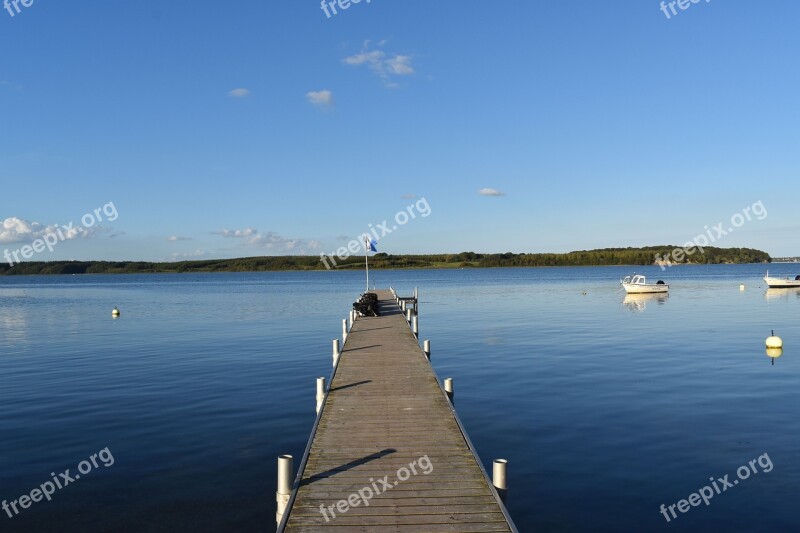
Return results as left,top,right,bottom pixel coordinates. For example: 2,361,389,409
0,246,771,275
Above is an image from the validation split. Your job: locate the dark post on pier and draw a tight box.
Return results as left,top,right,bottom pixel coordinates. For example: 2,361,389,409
276,289,517,532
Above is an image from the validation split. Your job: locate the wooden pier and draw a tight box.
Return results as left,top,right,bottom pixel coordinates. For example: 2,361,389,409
277,289,517,532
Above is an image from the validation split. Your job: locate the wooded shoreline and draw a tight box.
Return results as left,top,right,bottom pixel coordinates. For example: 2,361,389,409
0,246,771,275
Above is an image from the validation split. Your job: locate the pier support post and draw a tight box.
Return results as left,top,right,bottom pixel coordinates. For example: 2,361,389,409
406,309,412,323
423,340,431,360
444,378,454,400
493,459,508,501
342,318,348,343
276,454,293,525
401,300,406,312
332,338,340,367
412,316,418,338
316,377,326,414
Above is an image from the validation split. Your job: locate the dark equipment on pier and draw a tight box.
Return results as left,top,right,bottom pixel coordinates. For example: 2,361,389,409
353,292,380,317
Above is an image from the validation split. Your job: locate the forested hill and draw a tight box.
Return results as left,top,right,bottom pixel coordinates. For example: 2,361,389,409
0,246,771,275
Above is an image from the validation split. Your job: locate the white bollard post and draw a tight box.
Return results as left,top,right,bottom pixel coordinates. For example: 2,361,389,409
316,377,326,414
412,316,418,338
276,454,293,525
444,378,454,400
423,340,431,360
406,309,412,323
493,459,508,500
332,338,340,367
342,318,348,343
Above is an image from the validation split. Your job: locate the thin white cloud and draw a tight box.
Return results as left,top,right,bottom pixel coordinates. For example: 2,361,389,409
215,228,322,253
171,250,207,258
0,217,98,244
306,90,334,107
386,55,414,75
342,50,385,67
479,188,506,197
343,41,415,86
219,228,257,238
167,235,192,242
228,88,251,98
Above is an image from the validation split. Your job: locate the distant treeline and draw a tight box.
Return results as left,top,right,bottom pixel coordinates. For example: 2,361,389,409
0,246,771,276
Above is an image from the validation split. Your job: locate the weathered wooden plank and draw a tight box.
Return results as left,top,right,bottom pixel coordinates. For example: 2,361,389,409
289,512,510,526
292,499,497,516
289,524,511,533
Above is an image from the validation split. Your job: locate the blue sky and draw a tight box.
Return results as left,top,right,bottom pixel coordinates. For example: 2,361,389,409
1,0,798,262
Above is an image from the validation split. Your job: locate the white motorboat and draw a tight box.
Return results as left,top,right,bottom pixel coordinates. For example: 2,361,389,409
763,271,800,288
621,274,669,294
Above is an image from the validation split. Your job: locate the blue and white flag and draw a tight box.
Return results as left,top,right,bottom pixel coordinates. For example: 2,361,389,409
365,236,378,252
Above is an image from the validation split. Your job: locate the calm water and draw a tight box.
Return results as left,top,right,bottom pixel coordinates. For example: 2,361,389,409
1,265,798,532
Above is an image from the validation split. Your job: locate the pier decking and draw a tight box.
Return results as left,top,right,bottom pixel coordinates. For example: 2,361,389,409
278,290,516,532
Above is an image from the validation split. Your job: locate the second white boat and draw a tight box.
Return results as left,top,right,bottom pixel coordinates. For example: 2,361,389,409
763,271,800,288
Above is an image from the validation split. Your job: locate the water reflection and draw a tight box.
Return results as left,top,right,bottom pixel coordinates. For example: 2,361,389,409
622,293,669,312
0,305,29,346
765,288,800,301
766,347,783,365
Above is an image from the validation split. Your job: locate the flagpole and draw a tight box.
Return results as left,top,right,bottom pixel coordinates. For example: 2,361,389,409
365,236,369,293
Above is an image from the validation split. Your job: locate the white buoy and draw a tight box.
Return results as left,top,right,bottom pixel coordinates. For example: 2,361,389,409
739,284,745,291
112,307,120,317
766,330,783,349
